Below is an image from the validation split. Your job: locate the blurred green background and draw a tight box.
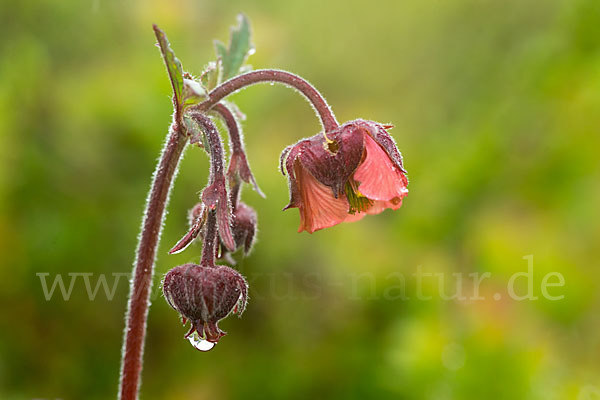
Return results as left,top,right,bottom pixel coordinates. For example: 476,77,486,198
1,0,599,399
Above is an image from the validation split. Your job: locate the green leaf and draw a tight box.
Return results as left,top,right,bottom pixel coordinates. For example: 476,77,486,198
182,78,207,109
153,24,184,109
200,61,220,91
214,14,254,82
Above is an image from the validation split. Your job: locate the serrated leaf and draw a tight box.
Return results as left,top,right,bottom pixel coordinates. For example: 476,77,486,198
153,25,184,109
214,14,254,82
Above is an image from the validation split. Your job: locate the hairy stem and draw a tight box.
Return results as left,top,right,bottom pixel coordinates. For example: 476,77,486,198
191,112,236,252
196,69,339,132
119,122,187,400
212,103,244,154
212,103,243,206
191,112,226,181
200,210,219,267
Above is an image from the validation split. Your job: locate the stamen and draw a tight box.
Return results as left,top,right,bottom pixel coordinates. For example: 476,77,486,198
345,180,373,214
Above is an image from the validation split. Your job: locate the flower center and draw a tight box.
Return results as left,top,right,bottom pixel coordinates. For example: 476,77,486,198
345,179,373,214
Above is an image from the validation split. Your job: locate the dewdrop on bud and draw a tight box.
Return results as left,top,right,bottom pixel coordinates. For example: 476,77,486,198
162,263,248,350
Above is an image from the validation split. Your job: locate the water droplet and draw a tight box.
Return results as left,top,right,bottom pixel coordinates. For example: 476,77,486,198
188,331,216,351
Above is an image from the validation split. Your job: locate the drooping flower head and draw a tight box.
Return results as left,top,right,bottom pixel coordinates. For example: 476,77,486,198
280,119,408,233
162,263,248,343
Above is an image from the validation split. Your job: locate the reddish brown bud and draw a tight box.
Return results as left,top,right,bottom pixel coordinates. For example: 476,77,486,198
230,201,257,255
215,201,258,265
162,263,248,346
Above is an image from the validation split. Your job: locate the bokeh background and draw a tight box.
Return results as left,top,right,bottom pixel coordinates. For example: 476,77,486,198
1,0,600,399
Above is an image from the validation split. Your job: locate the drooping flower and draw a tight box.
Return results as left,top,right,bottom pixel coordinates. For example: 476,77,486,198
162,263,248,343
280,119,408,233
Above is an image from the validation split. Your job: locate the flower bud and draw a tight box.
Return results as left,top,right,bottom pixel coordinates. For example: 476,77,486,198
162,263,248,343
280,119,408,233
216,201,257,264
231,202,257,255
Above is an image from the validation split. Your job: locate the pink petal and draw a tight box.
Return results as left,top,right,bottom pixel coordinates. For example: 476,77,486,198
344,212,367,223
367,198,404,215
296,163,350,233
353,133,408,202
343,198,404,223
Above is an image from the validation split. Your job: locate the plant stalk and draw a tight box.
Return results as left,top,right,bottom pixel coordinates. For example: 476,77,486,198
212,103,245,207
196,69,339,132
119,68,336,400
119,121,187,400
200,210,219,267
